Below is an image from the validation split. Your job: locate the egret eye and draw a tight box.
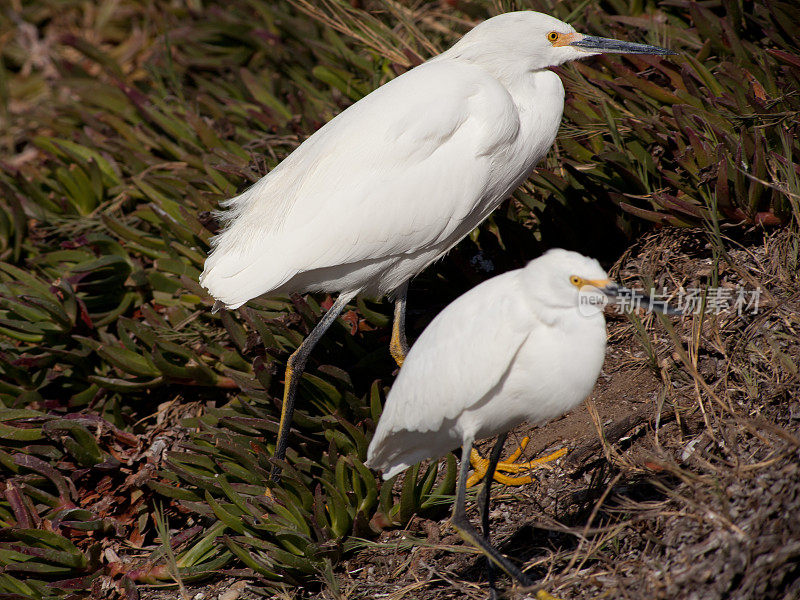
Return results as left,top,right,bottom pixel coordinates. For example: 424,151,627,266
547,31,560,43
569,275,582,286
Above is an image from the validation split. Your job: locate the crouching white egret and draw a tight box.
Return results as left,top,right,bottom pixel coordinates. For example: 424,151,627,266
366,249,679,597
199,11,675,476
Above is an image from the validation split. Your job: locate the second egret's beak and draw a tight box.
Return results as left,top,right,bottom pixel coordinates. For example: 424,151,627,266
570,34,676,56
598,281,683,315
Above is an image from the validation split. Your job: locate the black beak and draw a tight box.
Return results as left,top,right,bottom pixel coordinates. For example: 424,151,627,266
602,283,683,316
570,35,677,56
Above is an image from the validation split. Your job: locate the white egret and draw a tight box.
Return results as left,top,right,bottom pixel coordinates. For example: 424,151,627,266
199,11,675,475
366,249,679,597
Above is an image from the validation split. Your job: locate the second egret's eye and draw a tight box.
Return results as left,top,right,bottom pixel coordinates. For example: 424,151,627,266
569,275,582,286
547,31,560,43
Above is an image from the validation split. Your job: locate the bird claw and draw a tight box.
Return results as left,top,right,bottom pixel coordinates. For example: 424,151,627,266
467,437,568,487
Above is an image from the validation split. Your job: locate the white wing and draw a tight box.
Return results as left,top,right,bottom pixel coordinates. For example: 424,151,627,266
366,269,542,478
200,59,521,307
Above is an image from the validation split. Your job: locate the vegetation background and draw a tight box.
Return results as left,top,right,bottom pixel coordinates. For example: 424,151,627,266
0,0,798,598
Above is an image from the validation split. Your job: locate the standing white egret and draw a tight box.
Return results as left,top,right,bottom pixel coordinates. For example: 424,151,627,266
366,249,679,597
199,11,675,476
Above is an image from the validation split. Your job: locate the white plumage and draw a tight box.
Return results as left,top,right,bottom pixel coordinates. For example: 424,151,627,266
366,249,610,478
200,12,585,308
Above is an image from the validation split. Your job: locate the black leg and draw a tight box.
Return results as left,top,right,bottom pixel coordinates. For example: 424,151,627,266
452,440,535,591
271,290,358,479
390,281,409,367
479,433,508,600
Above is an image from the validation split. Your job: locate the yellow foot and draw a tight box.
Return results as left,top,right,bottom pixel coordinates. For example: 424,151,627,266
467,437,568,487
389,343,405,368
534,591,563,600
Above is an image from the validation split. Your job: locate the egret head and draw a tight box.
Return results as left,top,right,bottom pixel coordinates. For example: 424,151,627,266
524,249,610,311
449,11,675,74
523,249,681,316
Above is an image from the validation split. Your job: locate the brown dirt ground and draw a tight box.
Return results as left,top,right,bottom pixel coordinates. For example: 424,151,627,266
139,227,800,600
